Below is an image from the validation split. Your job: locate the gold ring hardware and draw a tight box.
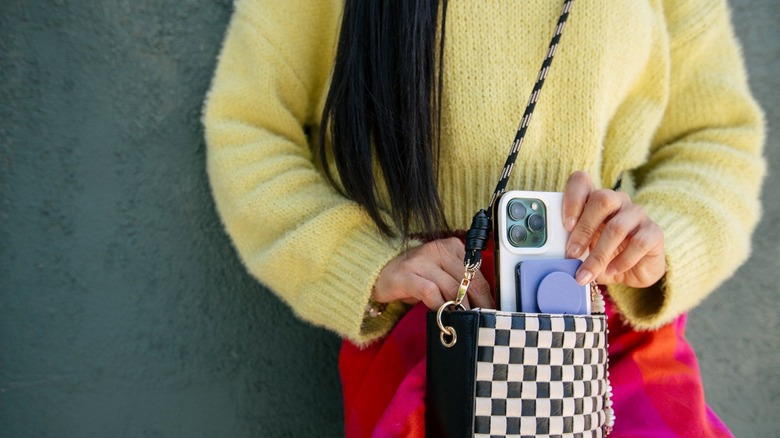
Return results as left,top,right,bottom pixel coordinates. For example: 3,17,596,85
436,300,464,348
440,326,457,348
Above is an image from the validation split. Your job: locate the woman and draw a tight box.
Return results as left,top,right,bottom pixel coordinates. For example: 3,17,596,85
203,0,765,436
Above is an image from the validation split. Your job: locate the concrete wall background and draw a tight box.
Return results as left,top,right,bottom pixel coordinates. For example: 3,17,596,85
1,1,777,436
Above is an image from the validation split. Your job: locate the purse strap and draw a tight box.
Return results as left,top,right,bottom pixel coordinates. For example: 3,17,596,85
452,0,576,309
486,0,575,216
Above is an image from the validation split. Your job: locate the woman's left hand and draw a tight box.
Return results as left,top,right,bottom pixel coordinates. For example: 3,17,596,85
562,171,666,288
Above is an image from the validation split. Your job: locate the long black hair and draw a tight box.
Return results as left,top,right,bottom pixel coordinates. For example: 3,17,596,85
319,0,449,238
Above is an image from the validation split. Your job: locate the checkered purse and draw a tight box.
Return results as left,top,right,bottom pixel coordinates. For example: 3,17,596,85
426,295,614,437
425,1,614,435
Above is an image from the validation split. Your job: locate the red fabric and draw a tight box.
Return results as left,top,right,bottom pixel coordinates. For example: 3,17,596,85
339,236,733,437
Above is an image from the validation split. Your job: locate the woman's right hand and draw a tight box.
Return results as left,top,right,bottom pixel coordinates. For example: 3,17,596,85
371,237,494,310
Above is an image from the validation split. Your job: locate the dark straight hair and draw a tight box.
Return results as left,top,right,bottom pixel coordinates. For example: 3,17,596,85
319,0,449,238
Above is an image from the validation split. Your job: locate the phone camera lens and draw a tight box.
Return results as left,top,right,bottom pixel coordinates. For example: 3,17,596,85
508,224,528,245
527,214,545,233
508,200,527,221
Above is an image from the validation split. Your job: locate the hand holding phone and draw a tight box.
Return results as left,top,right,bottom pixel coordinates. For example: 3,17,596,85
562,171,665,288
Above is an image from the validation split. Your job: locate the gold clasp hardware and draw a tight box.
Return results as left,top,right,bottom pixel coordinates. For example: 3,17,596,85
454,261,481,307
436,261,481,348
453,278,470,307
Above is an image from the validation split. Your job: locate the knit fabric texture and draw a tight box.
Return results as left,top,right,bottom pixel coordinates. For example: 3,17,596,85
203,0,765,345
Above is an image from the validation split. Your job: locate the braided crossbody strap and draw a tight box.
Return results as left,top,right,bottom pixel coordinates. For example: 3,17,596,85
463,0,574,270
457,0,575,303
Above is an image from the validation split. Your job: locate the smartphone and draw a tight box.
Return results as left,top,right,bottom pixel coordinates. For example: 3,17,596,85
494,190,572,312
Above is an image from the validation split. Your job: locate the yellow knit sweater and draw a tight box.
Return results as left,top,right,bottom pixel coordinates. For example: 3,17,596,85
203,0,765,345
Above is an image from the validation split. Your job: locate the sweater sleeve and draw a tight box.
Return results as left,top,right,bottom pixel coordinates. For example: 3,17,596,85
202,0,411,345
607,0,766,329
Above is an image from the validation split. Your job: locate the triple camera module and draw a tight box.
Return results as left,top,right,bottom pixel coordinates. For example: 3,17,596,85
506,198,548,248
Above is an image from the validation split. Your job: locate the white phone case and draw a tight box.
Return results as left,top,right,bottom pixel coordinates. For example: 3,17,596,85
494,190,572,312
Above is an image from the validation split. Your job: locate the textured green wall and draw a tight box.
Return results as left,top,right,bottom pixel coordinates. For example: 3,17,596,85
1,1,778,437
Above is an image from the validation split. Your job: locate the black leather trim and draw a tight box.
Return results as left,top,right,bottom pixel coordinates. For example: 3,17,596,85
426,309,480,438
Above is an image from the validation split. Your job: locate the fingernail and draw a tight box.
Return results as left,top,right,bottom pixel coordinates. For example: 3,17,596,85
605,267,617,277
575,269,593,285
567,244,582,258
565,217,577,232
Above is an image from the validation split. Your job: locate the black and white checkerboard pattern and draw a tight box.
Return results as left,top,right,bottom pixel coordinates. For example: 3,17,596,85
473,310,608,437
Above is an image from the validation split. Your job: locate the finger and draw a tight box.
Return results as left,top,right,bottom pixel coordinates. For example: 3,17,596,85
435,240,472,281
566,189,628,260
432,237,466,263
447,236,467,260
604,221,664,279
467,271,495,309
563,171,594,232
408,275,447,310
432,238,494,309
436,252,494,309
577,205,644,284
429,268,461,302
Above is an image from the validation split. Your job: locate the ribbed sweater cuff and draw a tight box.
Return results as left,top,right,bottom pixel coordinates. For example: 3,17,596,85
299,225,420,347
607,200,713,330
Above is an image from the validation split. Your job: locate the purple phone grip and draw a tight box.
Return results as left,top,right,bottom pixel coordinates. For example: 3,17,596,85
537,271,582,314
